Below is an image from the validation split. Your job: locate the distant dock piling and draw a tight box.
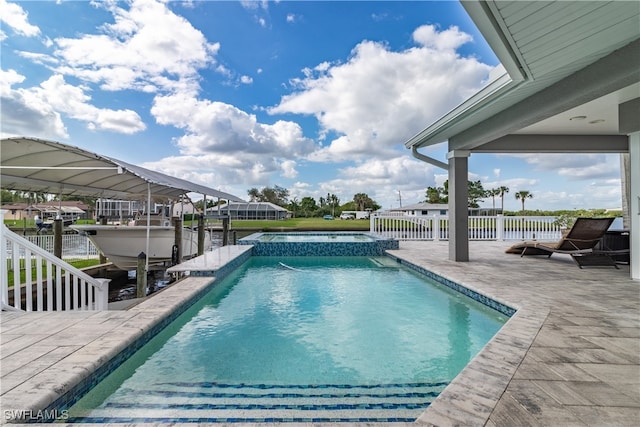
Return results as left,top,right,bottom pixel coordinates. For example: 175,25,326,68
197,214,205,255
136,252,147,298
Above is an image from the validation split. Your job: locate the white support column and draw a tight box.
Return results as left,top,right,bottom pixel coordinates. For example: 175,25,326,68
629,132,639,280
447,150,470,261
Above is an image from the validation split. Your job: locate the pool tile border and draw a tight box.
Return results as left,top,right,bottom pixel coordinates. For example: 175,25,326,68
385,253,516,317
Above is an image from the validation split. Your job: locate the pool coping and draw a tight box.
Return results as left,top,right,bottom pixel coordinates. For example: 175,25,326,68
2,244,534,425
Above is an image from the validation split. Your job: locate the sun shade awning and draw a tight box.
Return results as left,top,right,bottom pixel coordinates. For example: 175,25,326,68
0,136,245,201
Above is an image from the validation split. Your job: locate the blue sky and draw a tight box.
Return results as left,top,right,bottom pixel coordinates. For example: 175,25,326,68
1,0,623,211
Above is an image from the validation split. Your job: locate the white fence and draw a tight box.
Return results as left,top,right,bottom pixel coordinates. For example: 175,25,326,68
1,211,109,312
23,234,101,262
370,213,563,241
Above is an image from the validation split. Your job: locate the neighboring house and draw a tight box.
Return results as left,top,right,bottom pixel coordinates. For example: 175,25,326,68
388,203,449,216
172,201,199,217
386,203,497,217
208,202,290,220
0,201,88,221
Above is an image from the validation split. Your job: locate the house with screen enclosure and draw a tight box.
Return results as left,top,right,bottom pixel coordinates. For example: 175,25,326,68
404,1,639,280
207,201,290,220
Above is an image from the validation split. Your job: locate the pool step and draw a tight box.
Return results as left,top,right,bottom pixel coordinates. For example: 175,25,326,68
67,382,448,423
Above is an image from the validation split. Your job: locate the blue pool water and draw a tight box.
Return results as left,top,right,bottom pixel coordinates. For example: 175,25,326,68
67,256,508,422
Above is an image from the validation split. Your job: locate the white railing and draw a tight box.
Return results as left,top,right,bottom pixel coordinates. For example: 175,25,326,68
24,234,101,262
370,213,563,241
1,211,110,312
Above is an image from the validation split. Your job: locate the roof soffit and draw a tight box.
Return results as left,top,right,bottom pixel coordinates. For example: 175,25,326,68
407,0,640,150
449,39,640,150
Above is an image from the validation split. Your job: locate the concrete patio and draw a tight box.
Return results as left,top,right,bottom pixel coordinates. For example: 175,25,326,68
1,240,638,426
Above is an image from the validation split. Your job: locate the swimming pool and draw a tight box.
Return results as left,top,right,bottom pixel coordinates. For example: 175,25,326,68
239,232,399,256
66,256,508,423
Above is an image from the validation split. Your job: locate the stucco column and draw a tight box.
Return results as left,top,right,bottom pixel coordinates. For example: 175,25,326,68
629,132,639,280
447,150,470,262
619,98,639,280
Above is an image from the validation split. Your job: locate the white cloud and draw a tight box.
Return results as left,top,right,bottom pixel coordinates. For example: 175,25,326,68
0,72,67,139
514,153,620,180
318,156,439,208
269,25,492,163
1,0,221,137
152,93,317,156
412,25,472,51
0,0,41,38
49,0,220,94
280,160,298,178
0,68,25,92
1,71,145,136
146,93,320,185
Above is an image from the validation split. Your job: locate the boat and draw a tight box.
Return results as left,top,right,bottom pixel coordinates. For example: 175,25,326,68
70,218,211,270
35,215,77,233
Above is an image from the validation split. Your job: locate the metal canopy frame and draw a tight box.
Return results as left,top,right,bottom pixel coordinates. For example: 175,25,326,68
0,137,244,202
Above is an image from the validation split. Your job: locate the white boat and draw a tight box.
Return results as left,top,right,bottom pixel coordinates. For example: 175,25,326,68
70,220,211,270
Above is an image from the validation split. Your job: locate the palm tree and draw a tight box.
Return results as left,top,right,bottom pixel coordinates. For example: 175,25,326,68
487,188,501,215
498,186,509,214
353,193,368,211
515,190,533,214
328,193,339,217
287,197,299,218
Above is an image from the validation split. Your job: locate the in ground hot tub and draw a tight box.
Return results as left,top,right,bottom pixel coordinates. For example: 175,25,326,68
238,232,399,256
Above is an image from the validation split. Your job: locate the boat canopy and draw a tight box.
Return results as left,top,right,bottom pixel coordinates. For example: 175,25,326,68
1,136,245,202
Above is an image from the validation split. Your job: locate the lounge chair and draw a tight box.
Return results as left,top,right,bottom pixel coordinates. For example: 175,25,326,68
505,217,617,268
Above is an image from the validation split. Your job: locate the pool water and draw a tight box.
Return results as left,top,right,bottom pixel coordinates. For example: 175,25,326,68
67,256,508,422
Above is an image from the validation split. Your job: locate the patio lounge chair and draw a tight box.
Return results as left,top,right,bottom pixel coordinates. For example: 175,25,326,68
505,217,617,268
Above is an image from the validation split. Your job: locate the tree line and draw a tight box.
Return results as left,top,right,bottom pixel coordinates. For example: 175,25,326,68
244,186,382,218
5,184,615,220
425,180,533,214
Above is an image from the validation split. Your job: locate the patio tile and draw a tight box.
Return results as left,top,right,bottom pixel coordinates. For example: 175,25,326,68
488,393,569,427
569,405,640,426
512,359,581,381
576,363,640,385
533,379,640,406
581,337,640,363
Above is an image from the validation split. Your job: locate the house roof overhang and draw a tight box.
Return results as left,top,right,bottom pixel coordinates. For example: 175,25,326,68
0,136,245,202
404,0,640,152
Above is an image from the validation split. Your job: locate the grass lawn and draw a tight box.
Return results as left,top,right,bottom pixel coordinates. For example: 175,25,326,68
5,258,103,288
